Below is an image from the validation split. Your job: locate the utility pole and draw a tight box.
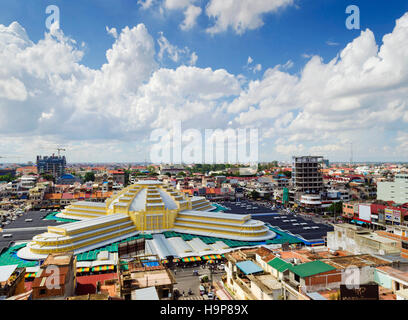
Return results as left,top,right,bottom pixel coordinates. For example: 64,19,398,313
209,263,214,294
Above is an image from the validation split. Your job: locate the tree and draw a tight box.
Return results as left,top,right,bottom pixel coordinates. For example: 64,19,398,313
124,170,131,186
0,174,15,182
41,173,54,182
250,190,260,199
84,171,95,182
278,170,292,179
327,201,343,217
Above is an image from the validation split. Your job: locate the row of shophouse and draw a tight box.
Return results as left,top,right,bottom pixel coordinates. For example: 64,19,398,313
222,244,408,300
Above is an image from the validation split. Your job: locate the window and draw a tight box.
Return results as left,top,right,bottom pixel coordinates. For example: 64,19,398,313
39,288,46,295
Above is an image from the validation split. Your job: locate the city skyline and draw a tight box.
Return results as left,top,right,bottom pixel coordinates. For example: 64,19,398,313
0,0,408,163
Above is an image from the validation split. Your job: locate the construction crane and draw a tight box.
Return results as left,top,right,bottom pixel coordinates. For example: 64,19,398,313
57,148,66,156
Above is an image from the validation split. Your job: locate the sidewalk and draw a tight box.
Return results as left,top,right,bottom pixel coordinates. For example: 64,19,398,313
214,280,234,300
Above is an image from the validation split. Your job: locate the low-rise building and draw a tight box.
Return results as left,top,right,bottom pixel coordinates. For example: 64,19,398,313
0,265,26,299
119,255,176,300
327,224,400,256
31,253,76,300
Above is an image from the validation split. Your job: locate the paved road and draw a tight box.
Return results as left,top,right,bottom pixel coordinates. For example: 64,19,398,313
2,227,48,232
173,265,224,298
278,209,336,226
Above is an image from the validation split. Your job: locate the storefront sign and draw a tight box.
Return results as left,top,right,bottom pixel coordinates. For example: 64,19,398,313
340,284,379,300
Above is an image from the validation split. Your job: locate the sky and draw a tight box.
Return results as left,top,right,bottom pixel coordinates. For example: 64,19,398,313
0,0,408,164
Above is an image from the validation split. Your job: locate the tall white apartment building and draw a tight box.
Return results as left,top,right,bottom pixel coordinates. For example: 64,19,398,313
377,174,408,204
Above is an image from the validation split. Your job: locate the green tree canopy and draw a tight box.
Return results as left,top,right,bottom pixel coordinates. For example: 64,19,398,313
84,171,95,182
0,174,15,182
327,201,343,216
41,173,54,182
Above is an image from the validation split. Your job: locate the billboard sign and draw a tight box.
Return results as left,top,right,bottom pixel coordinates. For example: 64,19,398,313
340,284,379,300
393,210,401,223
358,204,371,222
385,208,393,221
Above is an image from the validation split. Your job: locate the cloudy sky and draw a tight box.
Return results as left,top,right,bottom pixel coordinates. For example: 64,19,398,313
0,0,408,163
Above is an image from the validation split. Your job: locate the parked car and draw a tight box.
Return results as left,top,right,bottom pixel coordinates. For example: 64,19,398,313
199,285,206,295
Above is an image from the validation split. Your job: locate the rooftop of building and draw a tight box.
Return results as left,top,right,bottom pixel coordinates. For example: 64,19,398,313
254,246,275,262
225,248,259,263
288,260,337,278
322,254,392,269
131,286,160,300
376,265,408,283
247,274,281,292
66,293,110,300
43,252,74,266
128,269,175,288
0,264,21,284
236,260,264,275
358,233,399,245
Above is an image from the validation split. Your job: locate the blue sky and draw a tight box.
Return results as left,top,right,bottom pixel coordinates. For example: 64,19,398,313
0,0,408,163
0,0,405,73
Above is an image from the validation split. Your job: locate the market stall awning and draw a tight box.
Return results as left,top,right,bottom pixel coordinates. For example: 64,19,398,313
202,254,222,260
181,256,202,262
24,272,36,278
92,265,113,272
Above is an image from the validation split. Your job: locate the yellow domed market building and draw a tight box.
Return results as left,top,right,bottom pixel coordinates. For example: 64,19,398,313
17,180,276,260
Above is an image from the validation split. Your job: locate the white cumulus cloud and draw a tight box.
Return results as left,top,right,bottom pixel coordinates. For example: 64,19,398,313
206,0,294,34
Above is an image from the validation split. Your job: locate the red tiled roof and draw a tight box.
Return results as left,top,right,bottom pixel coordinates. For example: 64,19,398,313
108,170,124,175
44,193,62,200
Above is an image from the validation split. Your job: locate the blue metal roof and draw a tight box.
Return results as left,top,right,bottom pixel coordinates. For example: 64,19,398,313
59,174,75,179
235,260,263,275
351,220,365,225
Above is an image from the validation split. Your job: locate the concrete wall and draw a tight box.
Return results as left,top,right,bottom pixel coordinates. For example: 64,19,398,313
303,270,342,292
374,269,393,290
250,281,277,300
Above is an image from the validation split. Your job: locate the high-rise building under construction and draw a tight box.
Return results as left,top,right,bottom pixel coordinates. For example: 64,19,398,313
292,156,324,194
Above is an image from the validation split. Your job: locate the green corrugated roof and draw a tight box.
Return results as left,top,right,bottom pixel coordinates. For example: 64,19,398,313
267,257,291,272
288,260,336,278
